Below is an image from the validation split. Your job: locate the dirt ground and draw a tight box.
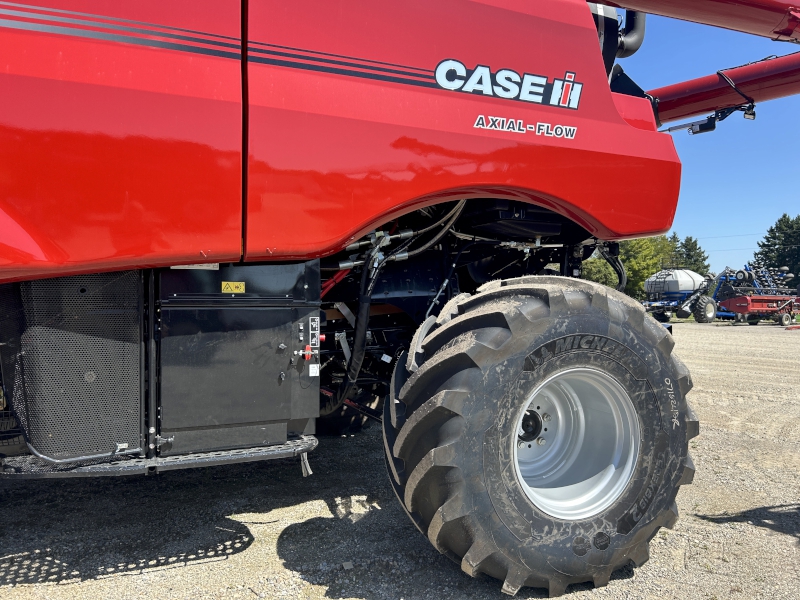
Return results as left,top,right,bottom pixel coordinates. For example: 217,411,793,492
1,321,799,599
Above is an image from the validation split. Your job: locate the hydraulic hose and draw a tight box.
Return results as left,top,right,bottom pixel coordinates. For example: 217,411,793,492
424,240,500,319
403,200,466,260
413,200,467,237
599,245,627,293
335,199,466,406
336,254,374,405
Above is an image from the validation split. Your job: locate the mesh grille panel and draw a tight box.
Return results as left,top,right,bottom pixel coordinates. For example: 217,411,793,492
0,272,142,460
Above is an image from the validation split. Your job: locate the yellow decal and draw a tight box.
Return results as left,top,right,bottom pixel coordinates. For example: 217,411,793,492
222,281,245,293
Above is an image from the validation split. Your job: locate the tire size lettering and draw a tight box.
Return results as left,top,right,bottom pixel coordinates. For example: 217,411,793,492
665,377,680,430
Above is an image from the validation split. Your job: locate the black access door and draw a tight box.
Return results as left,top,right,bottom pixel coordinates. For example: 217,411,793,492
161,308,293,424
159,307,295,454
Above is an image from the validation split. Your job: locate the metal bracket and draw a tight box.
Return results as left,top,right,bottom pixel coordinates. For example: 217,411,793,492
334,302,357,328
155,435,174,448
300,452,313,477
335,331,352,362
343,398,382,423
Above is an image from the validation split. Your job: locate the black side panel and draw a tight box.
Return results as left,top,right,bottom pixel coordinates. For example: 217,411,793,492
0,272,143,461
157,262,320,455
160,308,294,427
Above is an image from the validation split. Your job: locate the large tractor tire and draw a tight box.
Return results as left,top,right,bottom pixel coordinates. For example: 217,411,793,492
693,296,716,323
382,277,698,596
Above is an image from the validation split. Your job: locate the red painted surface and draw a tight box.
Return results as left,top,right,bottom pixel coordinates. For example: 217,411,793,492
649,52,800,123
611,93,658,131
605,0,800,42
2,0,687,282
0,1,242,282
245,0,681,260
719,295,800,315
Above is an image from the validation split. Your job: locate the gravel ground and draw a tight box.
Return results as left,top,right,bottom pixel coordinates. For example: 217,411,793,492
1,321,799,599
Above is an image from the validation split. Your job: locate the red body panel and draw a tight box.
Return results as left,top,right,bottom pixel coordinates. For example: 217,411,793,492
649,52,800,123
244,0,681,260
0,1,242,282
606,0,800,42
1,0,683,281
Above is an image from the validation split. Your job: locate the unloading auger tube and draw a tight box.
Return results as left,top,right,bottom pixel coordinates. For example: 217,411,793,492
383,277,698,597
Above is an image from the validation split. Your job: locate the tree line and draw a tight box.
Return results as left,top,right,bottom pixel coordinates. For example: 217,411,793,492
581,213,799,299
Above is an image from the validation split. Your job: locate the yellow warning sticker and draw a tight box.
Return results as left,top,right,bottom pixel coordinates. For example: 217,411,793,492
222,281,245,293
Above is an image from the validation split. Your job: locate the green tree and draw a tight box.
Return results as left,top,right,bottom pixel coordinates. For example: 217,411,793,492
619,235,674,299
667,232,681,266
754,213,800,278
676,236,710,274
583,235,700,299
581,256,617,288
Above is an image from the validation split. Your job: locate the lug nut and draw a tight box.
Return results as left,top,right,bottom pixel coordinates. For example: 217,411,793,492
518,441,525,449
537,437,546,446
542,413,552,422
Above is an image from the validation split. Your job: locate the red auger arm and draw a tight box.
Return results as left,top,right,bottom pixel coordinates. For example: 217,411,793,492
648,51,800,123
601,1,800,125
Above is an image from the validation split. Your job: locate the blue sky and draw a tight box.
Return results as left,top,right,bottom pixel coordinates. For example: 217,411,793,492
620,15,799,273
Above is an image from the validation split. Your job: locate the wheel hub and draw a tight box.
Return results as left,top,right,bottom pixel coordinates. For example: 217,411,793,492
518,409,543,442
513,368,640,521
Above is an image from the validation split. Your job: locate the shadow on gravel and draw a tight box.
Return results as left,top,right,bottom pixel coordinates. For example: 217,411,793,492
0,470,259,585
1,427,631,597
274,434,634,600
0,428,396,588
698,504,800,545
276,499,634,600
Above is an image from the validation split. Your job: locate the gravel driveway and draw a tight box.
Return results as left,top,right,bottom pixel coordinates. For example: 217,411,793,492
1,322,799,599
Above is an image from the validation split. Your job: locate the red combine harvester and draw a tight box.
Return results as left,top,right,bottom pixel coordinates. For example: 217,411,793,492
1,1,799,596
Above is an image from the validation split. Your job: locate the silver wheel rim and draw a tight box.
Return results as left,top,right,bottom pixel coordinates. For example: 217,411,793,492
705,302,715,319
513,368,640,521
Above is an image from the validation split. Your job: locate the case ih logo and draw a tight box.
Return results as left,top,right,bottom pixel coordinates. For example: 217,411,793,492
435,59,582,110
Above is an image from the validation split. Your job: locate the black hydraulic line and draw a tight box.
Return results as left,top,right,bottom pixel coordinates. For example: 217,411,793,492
336,200,467,405
25,441,142,464
401,200,466,260
336,256,374,405
424,240,500,319
716,69,756,106
413,200,466,237
599,245,627,292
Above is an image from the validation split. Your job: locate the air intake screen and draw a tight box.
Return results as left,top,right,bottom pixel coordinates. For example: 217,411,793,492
0,271,142,461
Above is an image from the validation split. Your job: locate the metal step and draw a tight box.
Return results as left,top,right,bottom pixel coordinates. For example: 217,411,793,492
0,435,318,479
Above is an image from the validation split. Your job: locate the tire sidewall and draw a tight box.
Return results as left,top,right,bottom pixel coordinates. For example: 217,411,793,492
464,312,688,574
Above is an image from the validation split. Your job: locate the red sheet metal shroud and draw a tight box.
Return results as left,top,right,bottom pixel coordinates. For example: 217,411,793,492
647,52,800,123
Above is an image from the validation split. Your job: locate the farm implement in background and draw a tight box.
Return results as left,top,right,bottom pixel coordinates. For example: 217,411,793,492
714,264,798,325
644,264,797,325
